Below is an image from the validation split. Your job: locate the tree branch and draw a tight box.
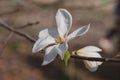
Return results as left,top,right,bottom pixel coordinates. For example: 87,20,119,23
0,19,36,42
3,31,14,48
1,31,14,54
71,55,120,62
0,19,120,62
15,21,39,29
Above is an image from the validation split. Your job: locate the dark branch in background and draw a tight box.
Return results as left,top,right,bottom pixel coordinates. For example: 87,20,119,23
1,31,14,54
3,31,14,48
15,21,39,29
0,19,36,42
0,19,120,62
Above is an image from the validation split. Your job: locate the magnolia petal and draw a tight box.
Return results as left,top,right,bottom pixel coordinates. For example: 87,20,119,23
42,45,57,65
87,52,103,66
84,60,98,72
32,36,55,53
96,61,102,66
67,24,90,41
55,42,68,60
77,51,102,71
88,52,102,65
79,46,102,53
77,52,103,66
38,27,58,39
56,8,72,37
38,28,48,39
77,51,102,58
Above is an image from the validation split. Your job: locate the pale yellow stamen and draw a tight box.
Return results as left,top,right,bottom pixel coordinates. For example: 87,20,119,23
56,37,65,44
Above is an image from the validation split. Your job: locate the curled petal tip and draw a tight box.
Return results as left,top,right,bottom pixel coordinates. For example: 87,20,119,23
67,24,90,41
41,61,48,66
58,8,66,11
84,24,90,33
88,23,90,27
84,61,99,72
88,66,98,72
32,49,37,53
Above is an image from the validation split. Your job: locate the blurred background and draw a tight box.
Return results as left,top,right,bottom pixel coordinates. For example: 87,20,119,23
0,0,120,80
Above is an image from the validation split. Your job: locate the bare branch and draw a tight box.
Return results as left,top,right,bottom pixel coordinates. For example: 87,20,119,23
71,55,120,62
0,31,14,54
15,21,39,29
0,19,36,42
3,31,14,49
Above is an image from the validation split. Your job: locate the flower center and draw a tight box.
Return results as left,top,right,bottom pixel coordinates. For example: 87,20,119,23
56,37,65,44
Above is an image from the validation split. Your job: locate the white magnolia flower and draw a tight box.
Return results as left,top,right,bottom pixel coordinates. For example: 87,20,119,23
32,8,90,65
72,46,102,72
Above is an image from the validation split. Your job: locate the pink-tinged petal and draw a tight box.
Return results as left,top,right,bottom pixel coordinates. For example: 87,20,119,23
55,42,68,60
32,36,55,53
56,8,72,37
38,27,58,39
79,46,102,52
42,45,57,65
67,24,90,41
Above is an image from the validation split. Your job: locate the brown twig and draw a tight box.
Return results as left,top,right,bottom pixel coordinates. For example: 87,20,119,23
0,19,36,42
15,21,39,29
71,55,120,62
0,19,120,62
0,31,14,54
3,31,14,48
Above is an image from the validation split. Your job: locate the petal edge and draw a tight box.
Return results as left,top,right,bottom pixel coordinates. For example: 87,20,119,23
67,24,90,41
56,8,72,37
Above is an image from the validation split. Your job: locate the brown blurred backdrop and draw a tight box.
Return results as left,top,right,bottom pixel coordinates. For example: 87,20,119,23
0,0,120,80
